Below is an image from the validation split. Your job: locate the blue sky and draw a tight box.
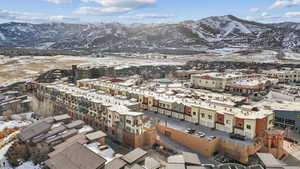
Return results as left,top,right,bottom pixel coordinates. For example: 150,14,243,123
1,0,300,23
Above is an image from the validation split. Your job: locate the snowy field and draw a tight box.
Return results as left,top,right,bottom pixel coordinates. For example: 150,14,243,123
1,50,300,84
0,55,187,84
284,52,300,60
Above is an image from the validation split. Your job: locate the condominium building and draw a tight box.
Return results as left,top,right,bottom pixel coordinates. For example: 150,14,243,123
77,79,274,139
191,72,262,90
263,69,300,83
191,72,277,95
35,83,156,148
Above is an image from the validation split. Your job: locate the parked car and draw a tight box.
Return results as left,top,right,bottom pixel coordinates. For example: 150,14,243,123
229,133,245,140
99,145,109,151
208,136,216,141
185,128,196,134
198,132,206,138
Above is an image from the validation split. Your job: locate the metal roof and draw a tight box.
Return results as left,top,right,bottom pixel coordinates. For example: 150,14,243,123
121,148,147,164
105,158,127,169
45,142,106,169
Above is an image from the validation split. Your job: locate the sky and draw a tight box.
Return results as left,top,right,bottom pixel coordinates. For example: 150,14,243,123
1,0,300,23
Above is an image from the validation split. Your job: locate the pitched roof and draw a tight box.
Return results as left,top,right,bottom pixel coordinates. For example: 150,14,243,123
86,130,107,141
186,166,206,169
257,153,286,168
130,164,145,169
121,148,147,164
166,163,186,169
182,152,201,165
53,114,71,122
19,121,52,141
282,167,300,169
105,158,127,169
144,157,160,169
49,134,87,158
167,155,185,164
45,143,106,169
65,120,84,129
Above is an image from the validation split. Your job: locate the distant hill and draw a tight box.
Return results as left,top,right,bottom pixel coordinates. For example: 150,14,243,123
1,15,300,53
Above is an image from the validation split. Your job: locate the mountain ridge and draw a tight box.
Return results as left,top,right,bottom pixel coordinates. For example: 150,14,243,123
1,15,300,53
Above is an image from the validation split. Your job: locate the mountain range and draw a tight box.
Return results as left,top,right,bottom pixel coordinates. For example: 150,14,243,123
1,15,300,53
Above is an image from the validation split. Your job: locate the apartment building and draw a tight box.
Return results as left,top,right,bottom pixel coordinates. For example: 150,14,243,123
77,79,274,139
191,72,277,95
35,83,156,148
225,78,277,95
264,68,300,83
191,72,263,90
0,90,31,115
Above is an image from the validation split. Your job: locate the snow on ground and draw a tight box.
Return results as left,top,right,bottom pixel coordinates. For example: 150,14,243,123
14,161,41,169
85,142,115,163
0,142,13,168
284,52,300,60
0,32,6,40
0,142,41,169
0,120,32,131
0,112,35,122
0,55,186,84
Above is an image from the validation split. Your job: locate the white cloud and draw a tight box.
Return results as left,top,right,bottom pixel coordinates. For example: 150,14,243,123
285,11,300,17
261,12,269,17
76,0,156,15
270,0,300,9
74,6,132,15
245,12,283,22
0,9,79,23
249,8,260,12
119,13,175,19
47,0,72,4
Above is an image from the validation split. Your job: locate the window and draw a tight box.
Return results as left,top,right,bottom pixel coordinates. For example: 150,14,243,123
269,120,273,124
208,115,212,120
226,120,230,124
285,119,295,125
201,113,205,118
246,125,251,129
126,120,131,124
193,112,196,116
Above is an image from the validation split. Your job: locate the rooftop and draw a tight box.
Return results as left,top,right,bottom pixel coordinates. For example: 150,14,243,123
257,153,286,168
85,130,107,141
105,158,127,169
45,142,107,169
121,148,147,164
18,121,52,142
80,80,273,120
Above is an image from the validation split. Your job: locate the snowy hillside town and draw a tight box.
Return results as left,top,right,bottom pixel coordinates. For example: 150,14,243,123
0,58,300,169
2,0,300,169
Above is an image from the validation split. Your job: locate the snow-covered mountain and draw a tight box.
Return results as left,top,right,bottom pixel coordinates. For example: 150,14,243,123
1,15,300,52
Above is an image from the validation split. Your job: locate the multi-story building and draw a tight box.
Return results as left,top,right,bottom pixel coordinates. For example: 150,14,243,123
0,90,31,115
191,72,277,95
191,72,262,90
264,68,300,83
34,83,156,148
77,79,274,139
225,78,278,95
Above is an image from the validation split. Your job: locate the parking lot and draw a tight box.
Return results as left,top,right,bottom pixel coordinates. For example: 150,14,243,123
144,111,254,145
